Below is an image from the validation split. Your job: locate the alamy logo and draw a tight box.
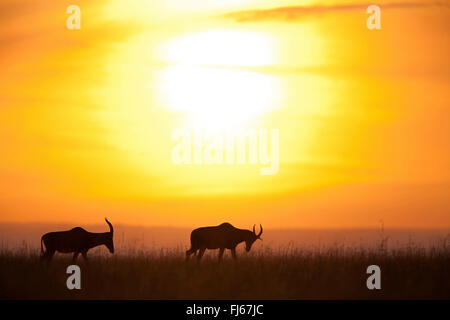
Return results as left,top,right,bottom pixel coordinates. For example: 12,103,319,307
171,129,279,175
66,265,81,290
66,5,81,30
366,265,381,289
366,5,381,30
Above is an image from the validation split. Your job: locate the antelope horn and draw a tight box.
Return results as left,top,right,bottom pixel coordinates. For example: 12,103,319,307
257,224,263,237
253,224,256,234
105,218,114,234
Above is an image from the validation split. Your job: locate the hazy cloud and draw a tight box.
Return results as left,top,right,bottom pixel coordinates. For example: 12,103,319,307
224,1,450,22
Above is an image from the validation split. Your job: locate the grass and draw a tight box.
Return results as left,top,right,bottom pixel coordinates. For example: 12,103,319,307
0,244,448,299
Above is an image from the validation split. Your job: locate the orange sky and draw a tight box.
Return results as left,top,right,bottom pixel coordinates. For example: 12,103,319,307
0,0,449,228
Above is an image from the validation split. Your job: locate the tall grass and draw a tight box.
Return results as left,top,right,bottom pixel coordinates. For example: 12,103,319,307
0,242,448,299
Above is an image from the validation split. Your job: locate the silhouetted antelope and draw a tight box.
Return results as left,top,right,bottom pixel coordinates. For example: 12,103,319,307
186,223,263,262
40,218,114,262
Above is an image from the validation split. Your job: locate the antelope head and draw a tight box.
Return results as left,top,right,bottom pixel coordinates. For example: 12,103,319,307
245,224,263,252
105,218,115,254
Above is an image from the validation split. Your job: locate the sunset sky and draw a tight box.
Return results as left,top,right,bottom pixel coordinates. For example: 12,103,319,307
0,0,449,228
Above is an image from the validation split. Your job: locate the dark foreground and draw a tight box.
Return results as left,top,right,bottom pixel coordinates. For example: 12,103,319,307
0,247,448,299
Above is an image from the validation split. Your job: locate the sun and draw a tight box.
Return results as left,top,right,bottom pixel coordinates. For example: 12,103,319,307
159,29,276,67
157,65,280,129
156,29,281,129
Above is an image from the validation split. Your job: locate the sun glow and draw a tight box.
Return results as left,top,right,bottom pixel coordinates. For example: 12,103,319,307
159,29,276,67
157,65,280,129
1,0,449,229
157,29,280,129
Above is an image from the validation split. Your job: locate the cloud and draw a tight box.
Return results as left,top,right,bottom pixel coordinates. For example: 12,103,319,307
224,1,450,22
0,0,41,22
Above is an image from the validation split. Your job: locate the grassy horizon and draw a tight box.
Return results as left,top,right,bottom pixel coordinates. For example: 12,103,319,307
1,243,448,300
